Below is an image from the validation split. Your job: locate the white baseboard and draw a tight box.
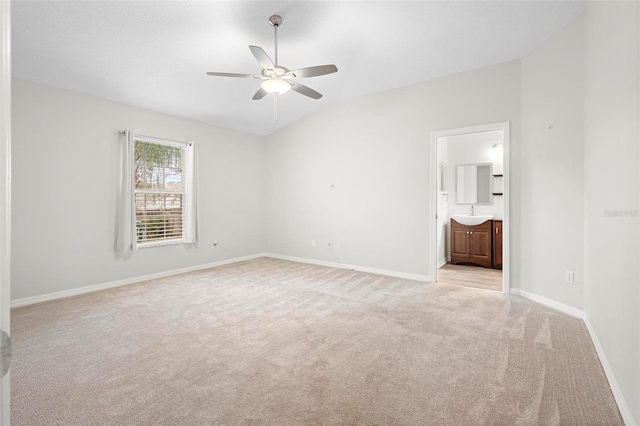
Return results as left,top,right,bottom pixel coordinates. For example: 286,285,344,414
11,252,266,308
583,315,636,426
13,252,429,308
511,288,635,426
265,253,431,282
438,258,447,268
509,288,584,319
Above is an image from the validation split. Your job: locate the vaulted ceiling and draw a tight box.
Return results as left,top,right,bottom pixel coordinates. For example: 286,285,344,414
12,1,585,136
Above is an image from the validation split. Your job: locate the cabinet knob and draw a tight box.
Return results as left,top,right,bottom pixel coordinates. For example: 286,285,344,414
470,231,473,234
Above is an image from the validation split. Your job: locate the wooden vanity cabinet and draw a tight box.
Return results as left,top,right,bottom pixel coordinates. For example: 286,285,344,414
493,220,503,270
450,219,493,269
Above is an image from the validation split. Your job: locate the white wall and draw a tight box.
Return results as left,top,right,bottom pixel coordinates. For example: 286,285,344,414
520,4,639,423
583,2,639,424
520,13,585,310
265,60,521,278
11,80,265,300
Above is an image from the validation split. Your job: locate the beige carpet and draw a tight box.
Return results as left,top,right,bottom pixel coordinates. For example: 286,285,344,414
11,257,622,425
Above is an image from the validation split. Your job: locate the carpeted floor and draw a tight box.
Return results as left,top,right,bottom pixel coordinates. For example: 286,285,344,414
11,257,622,425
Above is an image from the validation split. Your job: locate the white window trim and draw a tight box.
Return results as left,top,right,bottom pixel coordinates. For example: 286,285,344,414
137,239,185,249
134,134,191,149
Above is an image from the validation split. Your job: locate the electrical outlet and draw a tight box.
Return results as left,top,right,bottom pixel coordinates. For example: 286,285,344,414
335,242,340,249
327,242,332,249
565,271,574,284
311,239,316,247
213,240,218,248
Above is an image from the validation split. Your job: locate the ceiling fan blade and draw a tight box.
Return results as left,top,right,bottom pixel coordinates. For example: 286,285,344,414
290,82,323,99
249,45,275,70
252,87,268,100
286,64,338,79
206,72,261,78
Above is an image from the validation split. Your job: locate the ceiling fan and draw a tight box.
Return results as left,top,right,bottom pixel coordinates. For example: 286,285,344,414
206,15,338,122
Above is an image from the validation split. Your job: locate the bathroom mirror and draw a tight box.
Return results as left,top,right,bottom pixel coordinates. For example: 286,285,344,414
456,163,492,204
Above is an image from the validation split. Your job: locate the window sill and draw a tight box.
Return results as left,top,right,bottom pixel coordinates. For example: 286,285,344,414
137,239,185,249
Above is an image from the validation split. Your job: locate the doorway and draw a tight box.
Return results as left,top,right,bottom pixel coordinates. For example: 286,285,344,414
429,122,510,293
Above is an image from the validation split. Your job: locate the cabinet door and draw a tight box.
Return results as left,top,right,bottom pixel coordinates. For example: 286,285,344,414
493,221,503,269
469,224,492,268
452,228,470,258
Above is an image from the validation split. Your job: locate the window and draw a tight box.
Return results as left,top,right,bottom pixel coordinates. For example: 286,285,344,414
134,137,188,247
116,132,197,252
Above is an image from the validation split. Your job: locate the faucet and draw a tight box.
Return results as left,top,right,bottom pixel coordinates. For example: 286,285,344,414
470,205,475,216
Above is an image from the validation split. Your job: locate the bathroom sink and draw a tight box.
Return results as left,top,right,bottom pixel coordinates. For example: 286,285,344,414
451,214,494,226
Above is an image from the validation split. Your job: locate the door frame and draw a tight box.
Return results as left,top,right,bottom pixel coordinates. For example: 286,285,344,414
429,122,510,294
1,1,11,424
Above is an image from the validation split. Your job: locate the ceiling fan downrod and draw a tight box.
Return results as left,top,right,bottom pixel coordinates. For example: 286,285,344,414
269,15,283,124
269,15,281,67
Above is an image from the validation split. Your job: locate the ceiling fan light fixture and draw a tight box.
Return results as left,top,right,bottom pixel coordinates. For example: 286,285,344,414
261,78,291,94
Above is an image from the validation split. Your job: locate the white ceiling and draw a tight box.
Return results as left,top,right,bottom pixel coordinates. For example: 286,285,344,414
12,1,585,136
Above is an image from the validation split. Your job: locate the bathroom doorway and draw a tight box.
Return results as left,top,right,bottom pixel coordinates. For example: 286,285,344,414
429,122,510,293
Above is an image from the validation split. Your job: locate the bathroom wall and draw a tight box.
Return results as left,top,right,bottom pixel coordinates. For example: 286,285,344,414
446,130,504,219
436,138,448,267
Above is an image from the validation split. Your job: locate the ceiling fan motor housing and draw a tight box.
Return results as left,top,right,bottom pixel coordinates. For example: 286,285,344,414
268,15,282,27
